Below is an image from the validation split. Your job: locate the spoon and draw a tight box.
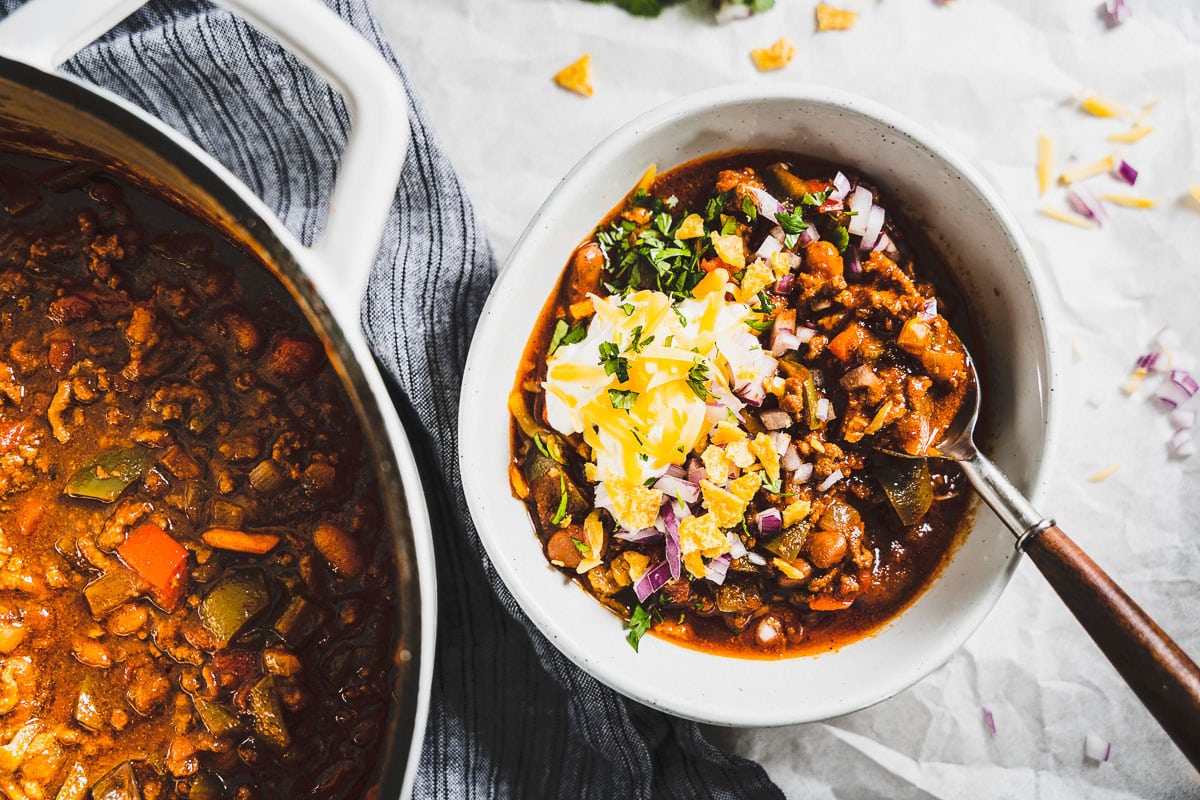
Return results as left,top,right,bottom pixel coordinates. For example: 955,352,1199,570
891,350,1200,770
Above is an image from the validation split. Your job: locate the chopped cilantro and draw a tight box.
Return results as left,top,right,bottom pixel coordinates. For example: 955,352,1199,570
704,191,729,223
829,225,850,253
571,537,591,555
755,290,777,314
620,302,636,316
720,216,738,236
762,474,784,494
665,195,679,209
551,473,569,525
608,388,639,410
673,307,688,326
654,211,674,236
625,324,654,353
599,341,631,383
644,476,658,487
746,317,773,334
626,604,654,652
800,190,828,208
532,432,552,459
549,319,587,355
686,359,712,400
741,195,758,221
775,209,807,236
630,428,645,446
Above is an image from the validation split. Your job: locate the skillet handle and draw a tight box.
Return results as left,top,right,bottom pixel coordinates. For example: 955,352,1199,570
0,0,409,332
1022,525,1200,770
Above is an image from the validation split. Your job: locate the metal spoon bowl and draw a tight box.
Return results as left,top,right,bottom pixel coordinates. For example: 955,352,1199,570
888,350,1200,770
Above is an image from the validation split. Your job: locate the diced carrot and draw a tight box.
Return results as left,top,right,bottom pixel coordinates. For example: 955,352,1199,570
827,323,865,362
201,528,281,555
700,257,729,274
16,496,46,536
118,523,189,610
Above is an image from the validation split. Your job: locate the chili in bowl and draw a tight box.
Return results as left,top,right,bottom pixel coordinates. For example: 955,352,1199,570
460,85,1058,725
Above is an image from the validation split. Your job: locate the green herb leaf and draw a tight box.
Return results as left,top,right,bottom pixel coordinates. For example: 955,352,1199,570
626,604,654,652
551,473,569,525
598,341,631,383
572,538,591,555
800,190,828,208
775,209,807,235
548,319,569,354
829,225,850,253
720,216,738,236
741,195,758,222
762,474,784,494
686,359,712,400
755,290,777,314
532,433,552,459
608,388,639,410
620,303,636,316
673,307,689,326
746,317,773,334
625,324,655,353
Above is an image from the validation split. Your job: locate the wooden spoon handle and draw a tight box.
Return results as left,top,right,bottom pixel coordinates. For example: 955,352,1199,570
1023,525,1200,769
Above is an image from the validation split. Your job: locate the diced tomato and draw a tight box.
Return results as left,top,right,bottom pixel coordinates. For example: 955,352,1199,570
827,324,865,362
118,523,190,610
700,257,729,274
16,496,46,536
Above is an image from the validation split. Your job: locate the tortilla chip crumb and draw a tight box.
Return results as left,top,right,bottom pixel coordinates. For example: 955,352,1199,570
816,4,857,31
1087,463,1121,483
750,37,795,72
554,54,593,97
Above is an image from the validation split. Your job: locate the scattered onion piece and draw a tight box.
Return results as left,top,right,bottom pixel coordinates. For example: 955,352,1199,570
1105,0,1131,25
817,469,843,492
1098,194,1157,209
1059,154,1114,186
1067,187,1108,224
633,560,671,603
1111,158,1138,185
1039,207,1096,229
1171,428,1195,458
705,553,732,585
1084,733,1112,763
1087,463,1121,483
982,707,997,736
1108,124,1154,144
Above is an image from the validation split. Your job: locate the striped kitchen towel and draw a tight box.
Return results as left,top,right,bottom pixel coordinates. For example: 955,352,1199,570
0,0,785,797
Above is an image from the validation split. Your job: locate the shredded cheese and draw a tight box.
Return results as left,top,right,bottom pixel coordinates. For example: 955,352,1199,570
1037,133,1054,196
1098,194,1158,209
1039,207,1097,229
1087,463,1121,483
1059,155,1114,186
1078,90,1130,119
1108,124,1155,144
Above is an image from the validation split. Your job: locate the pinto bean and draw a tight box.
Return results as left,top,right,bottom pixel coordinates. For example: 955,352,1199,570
805,530,848,569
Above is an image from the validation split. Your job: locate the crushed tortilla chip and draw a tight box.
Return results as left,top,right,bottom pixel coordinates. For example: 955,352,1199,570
750,37,796,72
576,510,606,574
701,444,734,485
700,480,751,528
676,213,706,240
773,557,808,580
1108,124,1155,144
815,3,857,31
711,233,746,269
1039,207,1097,229
748,434,780,485
782,499,812,528
554,54,593,97
710,421,747,446
724,439,756,469
679,513,728,578
1098,194,1158,209
1087,463,1121,483
1036,133,1054,196
728,472,762,504
734,259,774,304
606,477,662,531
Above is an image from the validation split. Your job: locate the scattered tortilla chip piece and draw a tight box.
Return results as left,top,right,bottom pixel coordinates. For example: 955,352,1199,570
782,500,811,528
676,213,706,240
750,37,795,72
701,444,734,485
1088,463,1121,483
1037,133,1054,197
554,54,593,97
748,434,780,485
607,477,662,531
701,480,750,528
816,3,857,31
727,472,762,505
1059,154,1114,186
1098,194,1158,209
710,421,747,446
1078,90,1129,119
712,233,747,269
1039,207,1097,229
1108,124,1155,143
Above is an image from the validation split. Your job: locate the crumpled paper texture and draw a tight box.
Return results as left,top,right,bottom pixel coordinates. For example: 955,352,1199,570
373,0,1200,795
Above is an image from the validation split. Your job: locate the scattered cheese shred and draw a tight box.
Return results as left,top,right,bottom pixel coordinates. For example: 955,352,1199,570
1087,463,1121,483
553,54,593,97
1078,90,1129,119
1059,155,1114,186
1189,185,1200,206
1098,194,1158,209
1039,207,1097,229
1037,133,1054,196
1108,124,1155,144
750,37,795,72
815,3,857,31
1123,366,1147,395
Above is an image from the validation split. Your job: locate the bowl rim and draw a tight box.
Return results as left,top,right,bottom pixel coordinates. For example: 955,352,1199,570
460,82,1061,726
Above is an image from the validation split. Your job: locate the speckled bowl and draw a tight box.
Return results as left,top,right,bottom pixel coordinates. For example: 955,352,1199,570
459,85,1059,726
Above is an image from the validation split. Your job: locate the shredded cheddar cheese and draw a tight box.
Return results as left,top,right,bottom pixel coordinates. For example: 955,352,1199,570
1087,463,1121,483
1039,207,1097,228
1098,194,1158,209
1059,155,1114,186
1036,133,1054,196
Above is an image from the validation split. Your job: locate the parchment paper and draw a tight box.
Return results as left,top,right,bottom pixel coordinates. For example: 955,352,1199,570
371,0,1200,795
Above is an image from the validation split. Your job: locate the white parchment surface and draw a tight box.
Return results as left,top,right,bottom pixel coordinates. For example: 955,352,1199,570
372,0,1200,796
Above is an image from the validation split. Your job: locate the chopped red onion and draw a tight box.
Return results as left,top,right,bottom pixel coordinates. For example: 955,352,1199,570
665,463,686,480
1067,187,1108,225
982,707,996,736
1111,158,1138,186
634,561,672,603
795,326,817,343
792,462,814,482
727,532,748,559
774,272,795,296
817,469,843,492
769,431,792,456
815,397,835,421
799,226,820,245
845,246,862,277
847,187,873,236
686,457,706,486
1170,369,1199,396
760,409,793,431
755,508,783,536
653,474,700,504
830,171,851,201
704,402,728,427
746,551,768,567
1171,428,1195,458
734,382,766,407
705,553,732,585
859,206,886,252
770,329,801,356
1083,732,1112,763
920,298,938,320
756,234,783,260
1105,0,1130,25
781,445,802,472
1169,409,1196,430
1135,351,1162,371
615,527,663,543
662,502,682,580
750,188,785,219
871,231,896,255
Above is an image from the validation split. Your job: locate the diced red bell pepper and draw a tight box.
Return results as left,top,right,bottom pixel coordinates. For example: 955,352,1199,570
118,523,190,610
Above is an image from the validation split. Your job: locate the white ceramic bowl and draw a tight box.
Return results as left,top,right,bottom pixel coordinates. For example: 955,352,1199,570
459,85,1059,726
